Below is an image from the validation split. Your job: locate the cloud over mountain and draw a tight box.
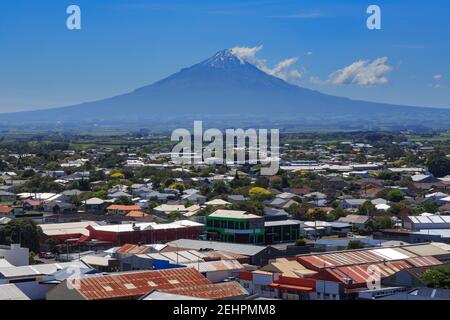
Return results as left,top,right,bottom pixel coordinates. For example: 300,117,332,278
231,45,302,82
328,57,392,87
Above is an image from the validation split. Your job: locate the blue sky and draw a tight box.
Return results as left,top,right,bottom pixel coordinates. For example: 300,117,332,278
0,0,449,112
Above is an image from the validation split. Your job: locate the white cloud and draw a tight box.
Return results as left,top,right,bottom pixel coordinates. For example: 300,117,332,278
433,74,443,80
306,51,313,56
230,45,302,82
230,46,263,63
328,57,392,87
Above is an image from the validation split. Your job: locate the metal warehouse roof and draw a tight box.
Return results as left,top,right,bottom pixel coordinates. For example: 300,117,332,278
116,244,153,255
0,284,30,300
160,281,248,300
298,250,386,269
401,243,450,257
141,250,208,264
184,259,244,273
297,243,450,271
73,267,210,300
405,256,442,268
209,210,260,220
322,260,412,286
39,221,98,237
408,215,450,224
167,239,268,257
0,259,13,268
92,220,203,233
265,219,301,227
0,261,89,279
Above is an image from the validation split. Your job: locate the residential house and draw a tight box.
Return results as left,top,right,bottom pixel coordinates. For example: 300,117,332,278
106,204,142,215
337,214,370,229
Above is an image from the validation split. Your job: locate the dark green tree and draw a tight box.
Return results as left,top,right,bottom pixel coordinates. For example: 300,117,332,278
0,219,43,253
421,266,450,289
426,151,450,178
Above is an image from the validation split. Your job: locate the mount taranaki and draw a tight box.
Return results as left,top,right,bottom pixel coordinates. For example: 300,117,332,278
1,49,449,130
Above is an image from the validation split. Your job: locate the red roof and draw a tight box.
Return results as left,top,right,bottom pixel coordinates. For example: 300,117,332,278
125,211,148,217
313,260,411,287
0,206,13,214
24,199,43,206
239,271,253,281
107,205,141,212
73,268,210,300
268,275,315,293
160,282,248,299
116,243,152,255
297,250,384,270
406,256,442,268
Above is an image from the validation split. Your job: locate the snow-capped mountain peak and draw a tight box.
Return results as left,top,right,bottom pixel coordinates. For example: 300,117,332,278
201,49,247,68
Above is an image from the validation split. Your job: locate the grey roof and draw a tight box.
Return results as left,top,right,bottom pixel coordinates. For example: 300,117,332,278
329,222,353,228
183,188,200,195
264,219,301,227
265,198,288,206
415,287,450,299
0,261,88,279
0,191,15,196
304,192,327,199
85,197,105,205
338,214,370,224
167,239,268,256
41,267,97,283
228,195,248,201
108,191,131,197
264,207,289,217
371,198,388,205
0,284,30,300
343,199,368,205
61,189,83,196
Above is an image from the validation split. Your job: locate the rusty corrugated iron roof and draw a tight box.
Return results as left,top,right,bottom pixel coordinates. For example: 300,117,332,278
406,255,443,268
317,260,412,286
160,281,248,300
74,268,210,300
116,244,152,255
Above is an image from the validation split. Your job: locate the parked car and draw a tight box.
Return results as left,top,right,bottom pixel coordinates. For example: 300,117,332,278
39,252,55,259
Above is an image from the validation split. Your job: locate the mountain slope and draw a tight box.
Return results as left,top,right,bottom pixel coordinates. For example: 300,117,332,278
1,49,449,129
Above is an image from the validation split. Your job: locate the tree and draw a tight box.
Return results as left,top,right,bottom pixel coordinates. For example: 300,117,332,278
387,189,405,202
230,200,264,216
286,203,309,220
248,187,272,201
376,216,393,229
423,200,439,213
45,238,62,254
359,201,376,216
212,181,229,195
426,151,450,178
114,196,133,205
254,177,269,188
295,239,307,246
29,252,37,265
347,240,365,250
420,266,450,289
0,219,43,253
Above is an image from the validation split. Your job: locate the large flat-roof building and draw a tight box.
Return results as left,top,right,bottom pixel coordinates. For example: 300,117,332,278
403,215,450,230
206,210,265,244
206,210,301,245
